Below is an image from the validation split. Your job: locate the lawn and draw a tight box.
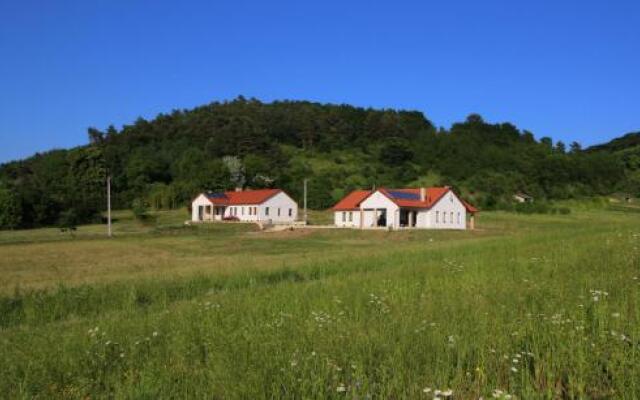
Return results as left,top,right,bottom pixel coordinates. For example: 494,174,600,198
0,208,639,398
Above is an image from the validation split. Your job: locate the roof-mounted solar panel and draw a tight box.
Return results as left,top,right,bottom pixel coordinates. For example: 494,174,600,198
388,191,420,200
206,192,227,199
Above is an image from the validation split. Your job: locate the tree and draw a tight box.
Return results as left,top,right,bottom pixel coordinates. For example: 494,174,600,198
222,156,246,189
540,137,553,150
379,139,413,166
0,184,22,229
555,141,566,153
66,146,107,222
570,141,582,153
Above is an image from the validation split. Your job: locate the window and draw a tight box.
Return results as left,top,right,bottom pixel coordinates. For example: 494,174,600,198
249,207,252,216
436,211,439,223
457,212,460,224
348,212,353,222
277,208,281,216
205,205,211,214
450,212,453,223
254,207,257,215
242,207,245,216
288,208,292,217
265,207,270,216
342,212,346,222
443,212,446,223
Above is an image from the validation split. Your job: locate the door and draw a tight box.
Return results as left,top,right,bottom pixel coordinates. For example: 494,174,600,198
377,209,387,227
198,205,204,221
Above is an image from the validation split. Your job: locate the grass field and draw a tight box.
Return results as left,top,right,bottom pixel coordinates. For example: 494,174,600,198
1,208,639,398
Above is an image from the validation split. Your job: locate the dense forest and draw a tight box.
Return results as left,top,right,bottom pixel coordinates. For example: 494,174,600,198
0,96,636,229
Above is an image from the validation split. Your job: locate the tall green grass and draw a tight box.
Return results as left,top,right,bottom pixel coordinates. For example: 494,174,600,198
1,211,639,398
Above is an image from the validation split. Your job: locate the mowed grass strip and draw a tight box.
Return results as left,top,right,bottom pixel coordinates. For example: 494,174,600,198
0,210,639,398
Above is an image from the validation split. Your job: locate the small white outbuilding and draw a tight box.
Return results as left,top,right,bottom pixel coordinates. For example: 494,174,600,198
191,188,298,224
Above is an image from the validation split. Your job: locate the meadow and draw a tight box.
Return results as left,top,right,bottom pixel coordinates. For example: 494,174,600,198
0,207,639,399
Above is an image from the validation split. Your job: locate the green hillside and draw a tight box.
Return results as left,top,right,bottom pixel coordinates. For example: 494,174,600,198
0,97,634,229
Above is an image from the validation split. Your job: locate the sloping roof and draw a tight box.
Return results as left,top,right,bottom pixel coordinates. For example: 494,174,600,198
332,190,372,210
204,189,281,205
333,187,478,213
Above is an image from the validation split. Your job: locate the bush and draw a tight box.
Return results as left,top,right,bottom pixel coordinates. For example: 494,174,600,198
132,198,149,220
58,209,78,234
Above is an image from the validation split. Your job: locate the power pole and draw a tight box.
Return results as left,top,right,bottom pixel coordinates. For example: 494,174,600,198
303,178,308,225
107,175,112,237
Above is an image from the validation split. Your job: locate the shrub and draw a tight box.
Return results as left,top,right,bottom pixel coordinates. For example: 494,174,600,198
132,198,149,220
58,209,78,234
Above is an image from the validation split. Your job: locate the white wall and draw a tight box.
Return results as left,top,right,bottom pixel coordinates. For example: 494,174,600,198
191,194,213,222
259,191,298,224
360,191,399,228
223,204,259,222
422,191,466,230
334,210,361,228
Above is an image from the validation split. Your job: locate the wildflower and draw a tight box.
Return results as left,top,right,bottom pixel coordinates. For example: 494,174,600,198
423,387,432,393
119,352,125,358
336,384,347,393
441,389,453,397
152,331,159,337
510,367,518,373
311,351,316,357
612,312,620,318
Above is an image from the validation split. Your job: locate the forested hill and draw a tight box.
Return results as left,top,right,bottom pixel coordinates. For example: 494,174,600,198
0,96,635,229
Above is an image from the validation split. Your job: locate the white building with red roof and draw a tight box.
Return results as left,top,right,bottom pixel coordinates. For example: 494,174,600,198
333,187,477,230
191,188,298,224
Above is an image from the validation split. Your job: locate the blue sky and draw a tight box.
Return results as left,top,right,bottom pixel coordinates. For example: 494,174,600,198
1,0,639,163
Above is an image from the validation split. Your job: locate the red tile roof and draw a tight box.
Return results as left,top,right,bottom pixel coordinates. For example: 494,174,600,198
205,189,282,205
333,187,478,213
332,190,372,210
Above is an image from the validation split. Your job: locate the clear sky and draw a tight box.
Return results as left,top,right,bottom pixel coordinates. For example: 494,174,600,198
1,0,639,163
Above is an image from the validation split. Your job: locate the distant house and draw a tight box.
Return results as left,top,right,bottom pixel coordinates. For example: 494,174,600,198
332,187,478,230
513,192,534,203
191,189,298,224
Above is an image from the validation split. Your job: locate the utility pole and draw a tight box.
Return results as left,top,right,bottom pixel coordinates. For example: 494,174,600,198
303,178,308,225
107,175,112,237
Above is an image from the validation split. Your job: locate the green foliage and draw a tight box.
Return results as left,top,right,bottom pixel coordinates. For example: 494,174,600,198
131,198,149,220
0,97,634,229
58,208,78,233
0,184,21,229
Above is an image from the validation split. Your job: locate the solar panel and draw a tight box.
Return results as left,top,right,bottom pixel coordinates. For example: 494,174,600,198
388,191,420,200
207,192,227,199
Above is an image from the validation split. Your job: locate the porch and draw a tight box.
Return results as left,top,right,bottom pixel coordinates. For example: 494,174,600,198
196,205,227,222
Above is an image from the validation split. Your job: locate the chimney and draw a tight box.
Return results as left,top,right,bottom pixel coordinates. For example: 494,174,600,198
420,187,426,202
235,187,242,192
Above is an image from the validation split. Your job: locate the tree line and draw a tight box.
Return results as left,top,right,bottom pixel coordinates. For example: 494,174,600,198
0,96,634,229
